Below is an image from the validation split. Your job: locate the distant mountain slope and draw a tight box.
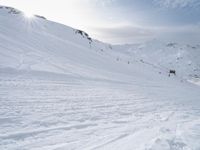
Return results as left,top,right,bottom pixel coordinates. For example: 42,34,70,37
113,40,200,80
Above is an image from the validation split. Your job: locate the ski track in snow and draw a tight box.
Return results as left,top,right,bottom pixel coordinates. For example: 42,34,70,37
0,75,200,150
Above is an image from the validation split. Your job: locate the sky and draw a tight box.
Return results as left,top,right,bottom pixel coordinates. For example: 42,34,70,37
0,0,200,44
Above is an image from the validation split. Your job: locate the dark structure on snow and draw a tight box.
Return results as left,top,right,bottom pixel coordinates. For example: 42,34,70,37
169,70,176,76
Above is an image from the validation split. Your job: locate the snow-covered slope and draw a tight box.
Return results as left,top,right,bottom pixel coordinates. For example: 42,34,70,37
0,6,200,150
0,6,157,82
113,40,200,80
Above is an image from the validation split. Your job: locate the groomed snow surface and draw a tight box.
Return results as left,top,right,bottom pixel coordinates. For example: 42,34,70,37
0,6,200,150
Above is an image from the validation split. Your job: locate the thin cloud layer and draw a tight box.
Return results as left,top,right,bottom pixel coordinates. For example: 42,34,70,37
154,0,200,8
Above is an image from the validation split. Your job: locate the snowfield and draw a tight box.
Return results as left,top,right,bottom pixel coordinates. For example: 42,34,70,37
0,6,200,150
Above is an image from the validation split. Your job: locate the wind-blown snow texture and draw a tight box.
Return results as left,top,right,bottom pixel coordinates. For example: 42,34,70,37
0,6,200,150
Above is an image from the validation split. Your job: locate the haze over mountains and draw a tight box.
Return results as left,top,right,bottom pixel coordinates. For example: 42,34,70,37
0,6,200,150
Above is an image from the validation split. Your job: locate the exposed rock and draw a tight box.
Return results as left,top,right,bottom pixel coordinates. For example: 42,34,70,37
34,15,46,20
75,29,92,42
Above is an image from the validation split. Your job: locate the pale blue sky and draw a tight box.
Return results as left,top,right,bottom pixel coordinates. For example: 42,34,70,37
1,0,200,44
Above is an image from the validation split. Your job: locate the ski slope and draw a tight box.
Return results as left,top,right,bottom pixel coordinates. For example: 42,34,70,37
0,6,200,150
113,41,200,80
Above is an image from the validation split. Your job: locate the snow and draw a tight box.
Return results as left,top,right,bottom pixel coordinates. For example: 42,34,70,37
0,5,200,150
112,40,200,80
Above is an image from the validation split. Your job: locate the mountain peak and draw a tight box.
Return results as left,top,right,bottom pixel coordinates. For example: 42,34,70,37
0,6,21,15
0,5,46,20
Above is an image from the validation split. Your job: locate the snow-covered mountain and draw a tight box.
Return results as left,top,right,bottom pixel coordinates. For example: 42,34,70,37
113,41,200,80
1,6,200,81
0,6,155,81
0,6,200,150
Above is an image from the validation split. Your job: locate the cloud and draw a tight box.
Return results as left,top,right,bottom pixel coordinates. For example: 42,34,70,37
90,25,155,44
99,0,116,6
90,0,116,7
154,0,200,8
88,24,200,44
